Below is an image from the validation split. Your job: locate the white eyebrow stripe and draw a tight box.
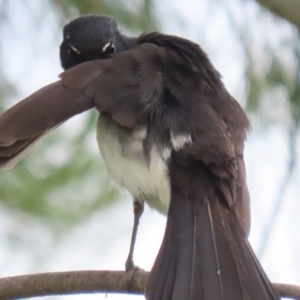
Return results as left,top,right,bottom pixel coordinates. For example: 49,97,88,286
69,43,81,54
102,41,112,52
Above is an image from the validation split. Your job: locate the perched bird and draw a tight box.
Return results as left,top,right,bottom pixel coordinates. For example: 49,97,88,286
0,14,279,299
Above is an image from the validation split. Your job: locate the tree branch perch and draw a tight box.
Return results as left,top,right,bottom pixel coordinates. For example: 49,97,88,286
0,270,148,299
255,0,300,30
0,270,299,299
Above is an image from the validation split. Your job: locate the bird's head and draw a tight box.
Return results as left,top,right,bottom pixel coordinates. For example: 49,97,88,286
60,14,131,70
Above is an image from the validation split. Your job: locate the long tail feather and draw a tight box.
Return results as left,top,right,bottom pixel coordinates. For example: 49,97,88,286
146,176,279,300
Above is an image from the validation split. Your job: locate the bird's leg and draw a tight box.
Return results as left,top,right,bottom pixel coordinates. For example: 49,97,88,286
125,198,144,272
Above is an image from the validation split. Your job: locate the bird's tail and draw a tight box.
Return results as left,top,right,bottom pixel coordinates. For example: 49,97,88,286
145,182,279,300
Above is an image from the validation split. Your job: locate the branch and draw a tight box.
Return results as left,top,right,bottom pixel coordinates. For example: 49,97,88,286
255,0,300,29
273,283,300,299
0,270,299,299
0,270,149,299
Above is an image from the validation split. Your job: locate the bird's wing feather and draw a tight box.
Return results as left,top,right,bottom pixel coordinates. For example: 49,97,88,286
0,34,250,232
0,64,100,169
0,43,162,169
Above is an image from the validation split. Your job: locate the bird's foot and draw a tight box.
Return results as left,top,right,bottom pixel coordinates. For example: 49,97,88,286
125,258,144,272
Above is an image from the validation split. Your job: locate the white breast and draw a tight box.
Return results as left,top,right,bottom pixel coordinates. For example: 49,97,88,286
96,115,171,214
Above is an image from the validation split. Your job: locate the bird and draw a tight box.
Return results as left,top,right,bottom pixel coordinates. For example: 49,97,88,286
0,14,279,299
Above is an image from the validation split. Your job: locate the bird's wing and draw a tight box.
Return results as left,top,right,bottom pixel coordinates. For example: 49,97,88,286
0,41,165,169
0,33,250,235
0,63,101,169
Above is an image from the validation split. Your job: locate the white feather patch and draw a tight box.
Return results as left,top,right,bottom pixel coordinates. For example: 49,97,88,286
97,116,170,214
162,147,171,160
170,131,192,150
69,43,81,54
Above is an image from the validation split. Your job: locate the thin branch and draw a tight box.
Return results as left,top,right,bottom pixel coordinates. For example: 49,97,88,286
0,270,299,299
255,0,300,30
0,270,149,299
273,283,300,299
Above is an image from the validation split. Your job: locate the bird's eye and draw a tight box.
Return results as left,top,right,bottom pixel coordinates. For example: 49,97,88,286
107,45,116,56
102,41,116,57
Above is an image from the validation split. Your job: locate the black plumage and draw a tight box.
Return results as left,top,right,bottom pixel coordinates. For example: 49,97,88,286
0,14,279,300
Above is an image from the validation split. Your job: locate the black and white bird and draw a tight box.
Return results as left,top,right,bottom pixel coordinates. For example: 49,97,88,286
0,14,279,300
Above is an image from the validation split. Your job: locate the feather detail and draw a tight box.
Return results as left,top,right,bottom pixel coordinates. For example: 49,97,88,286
146,162,279,300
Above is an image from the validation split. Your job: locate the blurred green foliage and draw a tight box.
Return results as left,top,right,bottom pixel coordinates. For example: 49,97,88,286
52,0,157,31
246,43,300,127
